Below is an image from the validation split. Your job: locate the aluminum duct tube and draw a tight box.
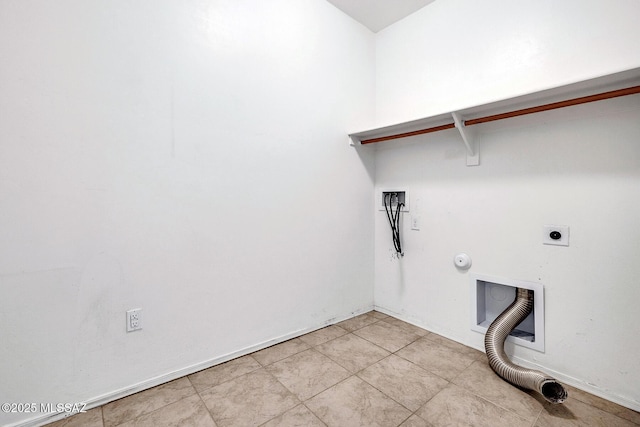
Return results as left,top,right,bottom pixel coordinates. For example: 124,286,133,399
484,288,568,404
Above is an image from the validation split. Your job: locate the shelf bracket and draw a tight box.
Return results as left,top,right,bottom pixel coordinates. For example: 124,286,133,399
452,111,479,166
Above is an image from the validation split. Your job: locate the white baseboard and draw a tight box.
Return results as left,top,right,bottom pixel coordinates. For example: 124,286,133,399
10,305,374,427
373,304,640,413
509,354,640,413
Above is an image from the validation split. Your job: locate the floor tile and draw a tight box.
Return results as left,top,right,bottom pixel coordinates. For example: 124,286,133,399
424,333,485,360
306,376,412,427
396,337,476,381
252,338,310,366
370,311,390,320
399,415,429,427
44,313,640,427
266,349,350,400
452,360,543,422
116,395,216,427
261,404,325,427
416,383,532,427
358,354,449,411
47,407,103,427
188,355,261,393
563,384,640,425
102,377,195,427
381,317,430,337
315,333,390,373
298,325,348,347
199,368,298,427
353,320,422,352
535,397,638,426
336,313,379,332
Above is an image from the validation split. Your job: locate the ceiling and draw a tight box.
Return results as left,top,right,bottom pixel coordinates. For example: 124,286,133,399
326,0,436,33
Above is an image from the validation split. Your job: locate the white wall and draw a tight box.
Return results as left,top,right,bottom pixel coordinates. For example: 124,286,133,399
3,0,640,423
0,1,375,425
373,0,640,410
376,0,640,125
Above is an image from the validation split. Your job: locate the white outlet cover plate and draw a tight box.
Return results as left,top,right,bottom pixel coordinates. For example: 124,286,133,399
411,215,420,230
126,308,143,332
543,225,569,246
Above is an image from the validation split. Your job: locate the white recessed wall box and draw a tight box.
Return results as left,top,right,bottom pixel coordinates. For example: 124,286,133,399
377,189,410,212
470,274,545,352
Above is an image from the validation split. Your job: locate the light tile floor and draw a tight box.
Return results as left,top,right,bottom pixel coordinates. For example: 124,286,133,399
48,311,640,427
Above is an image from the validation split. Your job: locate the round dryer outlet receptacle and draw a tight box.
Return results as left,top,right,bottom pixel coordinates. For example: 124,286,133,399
454,253,472,270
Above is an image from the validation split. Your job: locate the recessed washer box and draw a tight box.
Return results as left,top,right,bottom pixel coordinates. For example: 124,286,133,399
377,189,410,212
470,274,545,352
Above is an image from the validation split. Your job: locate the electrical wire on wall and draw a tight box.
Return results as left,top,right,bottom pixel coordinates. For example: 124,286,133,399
384,193,404,256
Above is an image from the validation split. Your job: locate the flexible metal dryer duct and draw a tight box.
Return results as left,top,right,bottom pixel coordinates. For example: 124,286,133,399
484,288,568,404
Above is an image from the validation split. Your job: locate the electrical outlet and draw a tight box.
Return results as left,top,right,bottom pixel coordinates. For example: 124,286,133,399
543,225,569,246
126,308,142,332
411,215,420,230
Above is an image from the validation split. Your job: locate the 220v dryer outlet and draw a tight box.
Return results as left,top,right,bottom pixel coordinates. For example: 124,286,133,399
543,225,569,246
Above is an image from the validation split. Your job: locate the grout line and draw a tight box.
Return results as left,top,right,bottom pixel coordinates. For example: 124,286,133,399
191,392,217,427
531,410,541,427
253,372,303,427
299,374,354,404
299,403,328,427
186,356,263,395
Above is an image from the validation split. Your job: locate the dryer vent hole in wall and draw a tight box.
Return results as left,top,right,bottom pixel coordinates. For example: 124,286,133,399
470,275,545,353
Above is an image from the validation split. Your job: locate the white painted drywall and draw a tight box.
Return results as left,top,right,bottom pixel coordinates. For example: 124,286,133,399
375,0,640,126
0,1,375,425
373,0,640,410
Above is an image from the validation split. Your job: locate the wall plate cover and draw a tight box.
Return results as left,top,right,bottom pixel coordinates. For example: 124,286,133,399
126,308,142,332
411,215,420,230
543,225,569,246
